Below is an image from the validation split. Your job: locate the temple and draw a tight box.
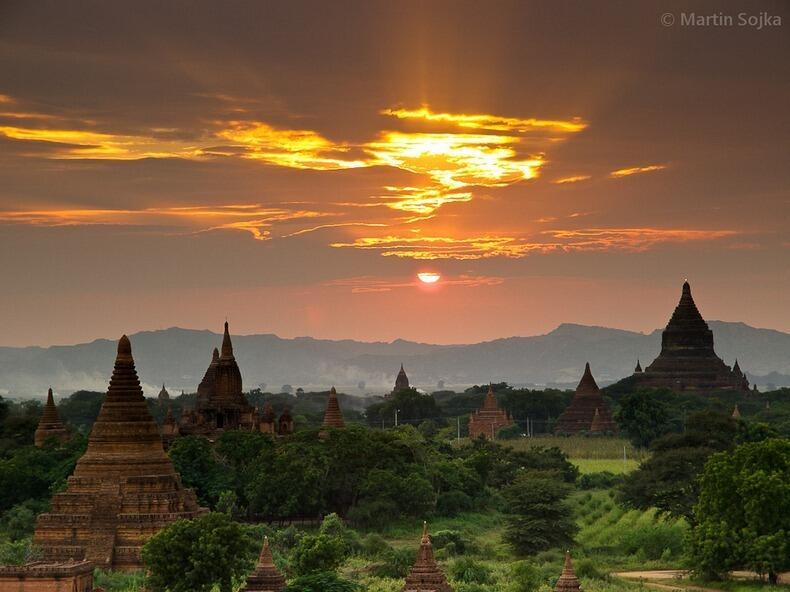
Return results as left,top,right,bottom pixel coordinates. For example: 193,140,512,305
0,560,94,592
468,385,514,439
241,536,286,592
34,388,69,447
627,281,750,392
401,522,453,592
157,383,170,404
33,335,204,570
391,363,410,397
321,387,345,433
554,552,582,592
179,322,256,438
554,363,617,435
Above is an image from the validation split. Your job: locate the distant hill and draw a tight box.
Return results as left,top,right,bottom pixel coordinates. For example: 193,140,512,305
1,321,789,398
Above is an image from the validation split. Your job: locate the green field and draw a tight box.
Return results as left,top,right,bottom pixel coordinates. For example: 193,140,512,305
572,458,639,474
503,435,647,461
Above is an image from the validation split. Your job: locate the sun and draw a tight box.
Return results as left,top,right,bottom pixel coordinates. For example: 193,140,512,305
417,272,441,284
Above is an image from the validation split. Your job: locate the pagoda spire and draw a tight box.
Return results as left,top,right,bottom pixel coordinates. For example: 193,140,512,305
34,387,69,447
554,551,582,592
634,359,642,373
576,362,600,394
221,321,234,360
242,535,286,591
321,386,345,430
401,522,453,592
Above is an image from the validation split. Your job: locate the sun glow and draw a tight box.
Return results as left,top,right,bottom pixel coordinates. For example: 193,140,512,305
417,272,441,284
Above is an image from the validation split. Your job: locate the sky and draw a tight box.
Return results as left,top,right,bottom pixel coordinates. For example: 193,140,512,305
0,0,788,347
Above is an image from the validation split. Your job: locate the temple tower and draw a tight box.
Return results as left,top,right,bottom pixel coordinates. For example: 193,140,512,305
197,348,220,407
554,552,582,592
241,536,286,592
157,383,170,404
34,388,69,447
401,522,453,592
554,363,617,435
33,335,204,570
468,385,514,439
322,387,345,430
392,364,410,396
278,407,294,435
258,403,277,435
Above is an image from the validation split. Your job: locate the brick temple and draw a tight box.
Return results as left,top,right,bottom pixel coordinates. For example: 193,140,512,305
179,322,257,438
401,522,453,592
0,560,94,592
554,363,616,435
33,335,205,570
390,363,410,397
320,386,345,436
34,388,69,447
468,385,514,439
241,536,286,592
628,281,751,392
554,552,582,592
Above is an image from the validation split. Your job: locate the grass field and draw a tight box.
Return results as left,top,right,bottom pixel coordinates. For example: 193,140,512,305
572,458,640,474
504,435,647,461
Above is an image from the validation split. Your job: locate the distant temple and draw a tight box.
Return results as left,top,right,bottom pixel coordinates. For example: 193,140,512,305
390,363,411,397
554,363,617,435
33,335,204,570
554,552,582,592
0,560,93,592
627,281,751,393
34,388,69,447
321,386,345,434
401,522,453,592
241,536,285,592
157,383,170,403
179,322,257,438
732,404,741,419
468,385,514,439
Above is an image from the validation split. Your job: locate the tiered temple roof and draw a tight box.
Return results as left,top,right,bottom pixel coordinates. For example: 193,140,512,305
401,522,453,592
322,387,345,430
157,383,170,403
468,385,514,440
34,388,69,447
554,363,617,435
33,335,204,570
554,552,582,592
0,560,94,591
241,536,286,592
180,322,256,437
393,364,411,395
630,281,750,392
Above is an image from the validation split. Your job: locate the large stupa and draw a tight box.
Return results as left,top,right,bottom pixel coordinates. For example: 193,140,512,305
33,335,205,570
629,281,750,392
554,363,617,435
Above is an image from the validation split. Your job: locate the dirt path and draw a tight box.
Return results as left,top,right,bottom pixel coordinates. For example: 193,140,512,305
616,569,790,589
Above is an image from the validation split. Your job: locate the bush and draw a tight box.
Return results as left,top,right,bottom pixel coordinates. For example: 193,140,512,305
370,547,414,578
578,472,623,490
360,533,391,558
437,490,474,516
574,558,604,580
431,530,472,555
619,522,684,560
450,557,493,584
507,560,543,592
286,571,361,591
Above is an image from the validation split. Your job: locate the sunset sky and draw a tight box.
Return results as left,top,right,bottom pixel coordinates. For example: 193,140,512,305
1,0,788,346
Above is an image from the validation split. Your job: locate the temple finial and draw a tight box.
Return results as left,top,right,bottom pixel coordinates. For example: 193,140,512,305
220,321,233,359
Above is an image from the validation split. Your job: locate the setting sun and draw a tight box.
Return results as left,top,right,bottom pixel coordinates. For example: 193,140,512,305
417,272,441,284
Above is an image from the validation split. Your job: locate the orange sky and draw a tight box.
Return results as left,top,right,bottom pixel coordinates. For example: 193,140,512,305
0,1,788,346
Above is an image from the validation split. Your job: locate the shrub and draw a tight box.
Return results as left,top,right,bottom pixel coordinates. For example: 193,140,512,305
370,547,414,578
437,490,474,516
574,558,604,580
619,522,684,560
360,533,391,558
450,557,493,584
431,530,471,555
507,560,543,592
578,472,623,490
286,571,361,591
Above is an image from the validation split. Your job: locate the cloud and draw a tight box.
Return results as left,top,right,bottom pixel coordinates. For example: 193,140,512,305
609,164,667,178
324,274,504,293
381,106,587,133
332,228,739,260
553,174,591,184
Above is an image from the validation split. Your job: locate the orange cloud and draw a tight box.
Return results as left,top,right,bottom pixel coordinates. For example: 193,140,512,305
609,164,667,178
381,106,587,133
553,174,591,184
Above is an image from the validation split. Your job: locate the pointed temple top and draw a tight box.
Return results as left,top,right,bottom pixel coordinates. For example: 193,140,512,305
554,551,582,592
401,521,453,592
221,321,234,359
242,535,286,592
117,334,132,360
259,536,274,567
668,280,707,328
635,359,642,373
422,520,429,544
212,347,220,361
733,359,742,374
46,387,55,406
576,362,600,395
322,386,345,429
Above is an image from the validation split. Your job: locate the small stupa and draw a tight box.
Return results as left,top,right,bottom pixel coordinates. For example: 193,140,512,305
392,363,411,395
554,363,617,435
241,536,286,592
157,383,170,403
468,384,514,439
555,551,582,592
258,402,277,434
401,522,453,592
634,360,642,373
33,335,204,569
34,388,69,447
322,387,345,429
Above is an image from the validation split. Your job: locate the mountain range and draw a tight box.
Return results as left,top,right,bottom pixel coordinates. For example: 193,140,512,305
2,321,790,399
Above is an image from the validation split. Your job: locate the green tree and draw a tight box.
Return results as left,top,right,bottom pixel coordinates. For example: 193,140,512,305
167,436,231,507
142,513,255,592
615,390,672,448
502,470,577,555
56,391,104,430
689,438,790,584
286,571,360,592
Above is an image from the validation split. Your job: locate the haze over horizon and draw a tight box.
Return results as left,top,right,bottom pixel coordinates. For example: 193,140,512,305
1,1,788,347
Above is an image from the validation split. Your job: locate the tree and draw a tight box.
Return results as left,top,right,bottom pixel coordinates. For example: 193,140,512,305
286,572,360,592
502,470,577,555
615,390,672,448
689,438,790,584
142,513,255,592
365,389,442,428
167,436,232,507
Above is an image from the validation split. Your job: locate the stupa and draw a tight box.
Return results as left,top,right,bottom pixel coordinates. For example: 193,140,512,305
179,322,256,437
34,388,69,447
555,551,582,592
468,385,514,439
241,536,286,592
321,387,345,431
258,402,277,434
554,363,617,435
401,522,453,592
628,281,750,392
157,383,170,403
392,363,411,396
33,335,204,570
278,407,294,435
